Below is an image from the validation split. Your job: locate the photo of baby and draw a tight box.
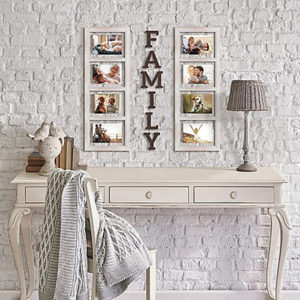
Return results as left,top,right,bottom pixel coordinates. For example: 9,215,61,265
91,33,123,56
182,63,214,86
182,122,214,144
182,33,214,57
182,93,213,114
92,63,122,85
92,93,120,114
92,123,123,144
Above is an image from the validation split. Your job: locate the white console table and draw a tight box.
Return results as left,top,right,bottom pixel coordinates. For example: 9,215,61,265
9,167,291,300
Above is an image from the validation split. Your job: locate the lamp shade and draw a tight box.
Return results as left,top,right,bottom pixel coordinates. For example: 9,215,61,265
227,80,268,111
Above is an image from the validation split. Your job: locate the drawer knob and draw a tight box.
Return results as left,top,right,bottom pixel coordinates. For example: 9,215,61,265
145,191,152,199
230,191,237,199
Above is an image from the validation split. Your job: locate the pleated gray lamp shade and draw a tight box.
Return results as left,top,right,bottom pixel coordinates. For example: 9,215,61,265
227,80,268,111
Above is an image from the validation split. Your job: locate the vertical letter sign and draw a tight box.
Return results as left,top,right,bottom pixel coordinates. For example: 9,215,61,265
141,31,162,150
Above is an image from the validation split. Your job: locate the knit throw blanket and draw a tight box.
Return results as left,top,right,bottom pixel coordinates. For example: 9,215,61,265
39,169,152,300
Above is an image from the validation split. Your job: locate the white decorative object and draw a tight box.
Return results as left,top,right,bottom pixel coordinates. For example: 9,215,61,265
27,122,66,176
26,122,49,141
9,167,290,300
49,121,67,141
38,136,62,176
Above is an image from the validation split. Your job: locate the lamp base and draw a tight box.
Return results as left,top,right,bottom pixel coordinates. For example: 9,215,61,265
237,162,257,172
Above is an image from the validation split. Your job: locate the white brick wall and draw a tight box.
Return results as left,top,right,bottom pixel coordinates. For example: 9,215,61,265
0,0,299,291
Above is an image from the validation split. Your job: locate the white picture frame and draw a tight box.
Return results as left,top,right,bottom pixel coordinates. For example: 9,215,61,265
175,27,220,151
84,27,130,151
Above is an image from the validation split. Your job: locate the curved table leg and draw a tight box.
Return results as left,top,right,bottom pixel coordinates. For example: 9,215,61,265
8,208,32,300
267,209,280,299
21,209,34,299
267,207,292,300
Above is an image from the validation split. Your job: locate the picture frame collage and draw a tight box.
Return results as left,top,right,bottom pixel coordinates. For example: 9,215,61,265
174,28,220,151
84,27,130,151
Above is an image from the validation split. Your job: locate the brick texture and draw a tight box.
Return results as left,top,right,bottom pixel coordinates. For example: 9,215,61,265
0,0,299,292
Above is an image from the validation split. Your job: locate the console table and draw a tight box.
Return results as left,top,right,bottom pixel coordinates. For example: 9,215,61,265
9,167,291,300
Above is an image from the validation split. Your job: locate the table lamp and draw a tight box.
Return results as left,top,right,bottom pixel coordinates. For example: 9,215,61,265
227,80,268,172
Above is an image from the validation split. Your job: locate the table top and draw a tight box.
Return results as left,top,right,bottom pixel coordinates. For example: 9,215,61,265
11,167,286,184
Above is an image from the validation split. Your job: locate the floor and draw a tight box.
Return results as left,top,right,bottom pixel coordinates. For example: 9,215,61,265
1,290,300,300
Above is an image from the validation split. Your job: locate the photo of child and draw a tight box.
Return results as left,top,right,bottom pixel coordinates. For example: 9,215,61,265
92,93,120,114
92,63,122,85
91,33,123,56
92,123,123,144
182,33,214,57
182,63,214,86
182,122,214,144
182,93,213,114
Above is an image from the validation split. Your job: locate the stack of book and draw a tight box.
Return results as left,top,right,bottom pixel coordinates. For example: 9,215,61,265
26,152,45,172
25,137,74,173
55,137,74,170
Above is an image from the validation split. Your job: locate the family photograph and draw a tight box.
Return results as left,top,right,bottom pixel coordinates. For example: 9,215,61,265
182,33,213,57
182,63,214,86
92,63,122,85
92,123,123,144
93,93,120,114
182,93,213,114
182,122,214,144
92,33,123,55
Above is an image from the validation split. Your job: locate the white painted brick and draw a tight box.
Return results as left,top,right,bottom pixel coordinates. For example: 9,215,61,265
257,237,269,248
239,236,256,247
0,103,10,114
257,215,271,226
15,104,37,114
0,0,299,292
183,270,208,281
277,33,300,44
291,260,300,271
250,226,270,237
231,281,247,290
203,236,220,246
211,270,238,282
4,81,29,92
217,259,235,271
239,271,266,283
243,249,266,259
236,259,252,271
163,269,184,281
8,115,26,126
253,259,267,271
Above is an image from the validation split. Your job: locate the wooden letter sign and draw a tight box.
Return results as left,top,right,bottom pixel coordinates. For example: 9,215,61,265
141,31,162,150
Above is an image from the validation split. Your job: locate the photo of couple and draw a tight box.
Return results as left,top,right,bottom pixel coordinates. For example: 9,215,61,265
182,63,214,86
92,63,122,85
92,123,123,144
91,33,123,55
182,93,213,114
182,33,213,57
93,93,120,114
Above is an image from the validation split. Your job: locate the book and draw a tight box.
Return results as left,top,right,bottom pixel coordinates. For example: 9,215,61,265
28,159,45,166
26,152,45,172
59,142,66,169
28,152,43,160
55,137,74,170
26,165,42,172
65,138,73,170
28,152,45,165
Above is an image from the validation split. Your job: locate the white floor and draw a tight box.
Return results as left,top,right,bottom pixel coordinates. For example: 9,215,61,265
1,290,300,300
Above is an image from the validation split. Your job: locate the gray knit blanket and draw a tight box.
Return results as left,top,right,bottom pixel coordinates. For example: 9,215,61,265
39,169,152,300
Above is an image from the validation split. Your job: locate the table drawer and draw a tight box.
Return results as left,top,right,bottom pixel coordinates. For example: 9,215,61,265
110,186,189,203
194,186,274,203
26,187,47,203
